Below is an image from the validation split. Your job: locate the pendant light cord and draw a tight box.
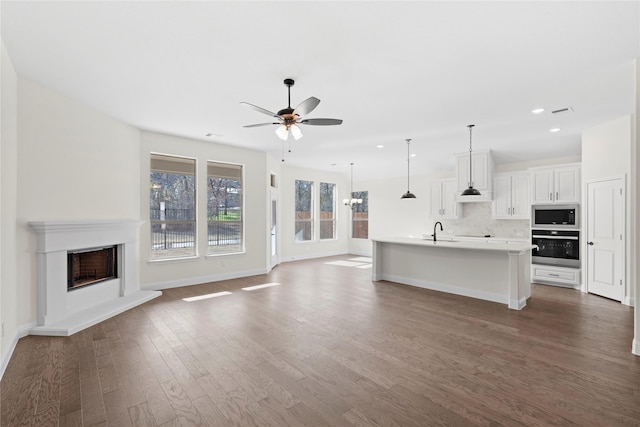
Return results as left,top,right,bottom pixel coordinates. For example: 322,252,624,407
406,138,412,191
467,125,474,187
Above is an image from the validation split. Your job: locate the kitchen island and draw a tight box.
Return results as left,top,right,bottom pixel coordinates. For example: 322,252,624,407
371,236,536,309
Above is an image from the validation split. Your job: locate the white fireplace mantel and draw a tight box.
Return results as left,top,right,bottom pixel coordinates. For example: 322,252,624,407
28,219,161,336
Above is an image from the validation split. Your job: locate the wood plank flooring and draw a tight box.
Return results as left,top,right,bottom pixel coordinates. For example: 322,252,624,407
2,255,639,426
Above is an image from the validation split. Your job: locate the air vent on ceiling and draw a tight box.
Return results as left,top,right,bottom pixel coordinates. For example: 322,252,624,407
551,107,573,114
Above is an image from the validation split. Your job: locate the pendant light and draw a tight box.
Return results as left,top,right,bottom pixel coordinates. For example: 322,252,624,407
401,138,416,199
461,124,481,196
343,163,363,209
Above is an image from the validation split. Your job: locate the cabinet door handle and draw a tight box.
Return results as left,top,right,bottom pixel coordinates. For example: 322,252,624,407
549,273,560,277
556,191,559,200
549,192,553,201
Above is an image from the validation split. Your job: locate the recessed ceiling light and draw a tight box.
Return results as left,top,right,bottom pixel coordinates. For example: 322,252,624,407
532,108,545,114
410,153,417,157
376,144,384,148
550,128,560,133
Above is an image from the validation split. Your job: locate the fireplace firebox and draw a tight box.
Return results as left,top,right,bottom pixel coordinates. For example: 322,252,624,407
67,246,118,291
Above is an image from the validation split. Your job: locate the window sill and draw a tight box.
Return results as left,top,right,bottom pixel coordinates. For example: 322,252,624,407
147,255,200,264
205,251,245,259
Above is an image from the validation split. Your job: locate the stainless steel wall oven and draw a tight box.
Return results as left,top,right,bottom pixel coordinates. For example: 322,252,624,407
531,229,580,268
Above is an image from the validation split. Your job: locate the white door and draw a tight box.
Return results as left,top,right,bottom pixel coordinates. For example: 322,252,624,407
429,181,443,217
492,174,511,218
270,189,279,269
531,169,553,204
586,177,624,301
511,173,530,218
442,179,458,218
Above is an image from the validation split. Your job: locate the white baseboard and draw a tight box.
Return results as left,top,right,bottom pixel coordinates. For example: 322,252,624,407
280,250,349,263
1,321,36,380
623,295,635,307
147,267,268,290
633,339,640,356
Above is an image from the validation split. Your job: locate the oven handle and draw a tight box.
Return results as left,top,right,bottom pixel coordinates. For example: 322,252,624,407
532,235,579,240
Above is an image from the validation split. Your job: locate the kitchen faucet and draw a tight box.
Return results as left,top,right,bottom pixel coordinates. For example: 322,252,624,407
433,221,443,241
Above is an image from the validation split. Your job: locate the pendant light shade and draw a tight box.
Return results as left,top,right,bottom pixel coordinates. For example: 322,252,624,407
461,124,481,196
401,138,416,199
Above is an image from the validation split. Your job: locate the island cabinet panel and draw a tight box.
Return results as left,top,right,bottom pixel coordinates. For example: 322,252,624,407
372,237,534,310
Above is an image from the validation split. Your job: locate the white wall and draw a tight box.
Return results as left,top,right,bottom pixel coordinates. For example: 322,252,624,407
1,40,19,375
280,165,349,261
139,131,269,289
582,115,634,304
16,78,142,330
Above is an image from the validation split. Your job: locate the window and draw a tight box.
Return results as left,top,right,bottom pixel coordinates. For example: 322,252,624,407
207,162,243,255
294,180,314,241
319,182,336,239
150,154,196,260
351,191,368,239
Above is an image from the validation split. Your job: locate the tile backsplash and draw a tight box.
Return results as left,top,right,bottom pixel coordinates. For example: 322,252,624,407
435,202,530,239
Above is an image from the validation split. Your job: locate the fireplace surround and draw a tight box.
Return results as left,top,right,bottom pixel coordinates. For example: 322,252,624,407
28,220,161,336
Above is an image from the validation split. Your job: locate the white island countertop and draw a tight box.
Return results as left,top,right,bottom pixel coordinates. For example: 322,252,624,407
371,236,536,310
372,236,535,253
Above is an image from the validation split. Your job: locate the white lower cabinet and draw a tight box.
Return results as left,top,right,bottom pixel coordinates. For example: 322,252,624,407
430,179,460,219
532,264,580,288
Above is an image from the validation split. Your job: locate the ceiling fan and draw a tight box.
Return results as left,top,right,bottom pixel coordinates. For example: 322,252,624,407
241,78,343,141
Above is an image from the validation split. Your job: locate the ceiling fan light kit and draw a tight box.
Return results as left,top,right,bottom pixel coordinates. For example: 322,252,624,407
242,78,343,142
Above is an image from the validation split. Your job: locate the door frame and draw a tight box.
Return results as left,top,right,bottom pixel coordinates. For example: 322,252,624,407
269,186,279,270
584,175,627,303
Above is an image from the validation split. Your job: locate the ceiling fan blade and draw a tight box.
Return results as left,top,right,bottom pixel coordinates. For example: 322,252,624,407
240,102,280,118
293,97,320,116
299,118,343,126
243,122,279,128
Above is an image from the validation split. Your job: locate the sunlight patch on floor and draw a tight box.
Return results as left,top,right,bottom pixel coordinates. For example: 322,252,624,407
242,282,281,291
349,257,372,263
182,291,232,302
324,260,367,267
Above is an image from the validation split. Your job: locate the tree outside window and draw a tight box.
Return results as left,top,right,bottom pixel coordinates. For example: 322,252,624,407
295,180,313,241
207,162,243,255
351,191,368,239
319,182,336,240
150,154,196,260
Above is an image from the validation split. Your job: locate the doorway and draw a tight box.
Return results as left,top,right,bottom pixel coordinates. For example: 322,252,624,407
270,185,279,270
586,176,625,301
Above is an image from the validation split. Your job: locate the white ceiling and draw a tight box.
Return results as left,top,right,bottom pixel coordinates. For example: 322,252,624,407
2,1,638,181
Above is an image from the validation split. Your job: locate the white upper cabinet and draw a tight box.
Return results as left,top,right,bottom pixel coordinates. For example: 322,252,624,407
455,149,494,202
430,178,461,219
492,172,530,219
530,164,580,204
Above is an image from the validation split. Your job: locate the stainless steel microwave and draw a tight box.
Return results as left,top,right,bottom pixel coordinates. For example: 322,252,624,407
532,204,579,229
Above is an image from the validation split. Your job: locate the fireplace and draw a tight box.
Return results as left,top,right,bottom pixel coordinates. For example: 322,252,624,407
67,246,118,290
28,220,162,336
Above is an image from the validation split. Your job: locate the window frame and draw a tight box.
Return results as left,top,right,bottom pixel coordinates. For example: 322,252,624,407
319,182,337,240
206,161,244,256
351,190,369,239
149,153,197,261
294,179,314,242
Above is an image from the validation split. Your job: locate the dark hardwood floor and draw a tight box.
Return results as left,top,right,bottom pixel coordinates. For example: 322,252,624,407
1,255,638,426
